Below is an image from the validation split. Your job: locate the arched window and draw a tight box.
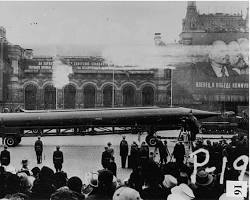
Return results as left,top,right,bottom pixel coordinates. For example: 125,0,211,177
44,85,56,109
123,85,136,107
103,85,115,107
64,85,76,109
142,86,154,106
24,84,37,110
83,85,96,108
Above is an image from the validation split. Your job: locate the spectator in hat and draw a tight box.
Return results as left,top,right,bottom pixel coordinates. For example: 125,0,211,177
18,159,32,176
53,146,64,172
162,174,178,189
34,136,43,164
128,165,144,193
0,145,10,166
31,167,40,180
112,186,142,200
141,163,166,200
67,176,85,199
102,147,112,169
169,183,195,200
119,136,128,168
85,169,116,200
17,172,34,195
191,169,220,200
31,166,55,199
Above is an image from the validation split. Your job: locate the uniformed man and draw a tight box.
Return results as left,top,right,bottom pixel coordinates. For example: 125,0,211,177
119,136,128,168
53,145,64,172
0,145,10,166
107,142,114,158
34,136,43,164
101,146,111,169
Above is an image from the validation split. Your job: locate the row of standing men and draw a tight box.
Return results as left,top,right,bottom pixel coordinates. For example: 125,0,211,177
0,137,64,173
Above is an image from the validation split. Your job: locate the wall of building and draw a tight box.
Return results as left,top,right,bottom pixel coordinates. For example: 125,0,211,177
180,31,249,45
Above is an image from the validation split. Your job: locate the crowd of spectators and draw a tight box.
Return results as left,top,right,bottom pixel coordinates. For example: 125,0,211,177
0,133,248,200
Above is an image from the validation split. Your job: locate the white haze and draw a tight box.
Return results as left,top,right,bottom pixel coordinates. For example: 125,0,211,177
102,38,249,69
52,56,73,89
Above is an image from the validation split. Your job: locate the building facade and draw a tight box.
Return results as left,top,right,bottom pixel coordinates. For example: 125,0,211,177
180,1,249,45
0,27,171,111
176,1,249,113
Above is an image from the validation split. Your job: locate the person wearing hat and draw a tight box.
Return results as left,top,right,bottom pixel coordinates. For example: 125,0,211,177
169,183,195,200
18,159,32,176
85,169,116,200
129,141,139,170
120,136,129,168
34,136,43,164
173,142,185,167
113,186,142,200
53,145,64,172
191,169,221,200
102,146,112,169
0,145,10,166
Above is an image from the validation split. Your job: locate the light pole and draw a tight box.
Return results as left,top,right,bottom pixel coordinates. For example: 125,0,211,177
112,64,115,108
166,66,176,107
0,40,3,109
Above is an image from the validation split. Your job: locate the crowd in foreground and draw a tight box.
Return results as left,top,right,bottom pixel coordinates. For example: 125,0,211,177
0,133,248,200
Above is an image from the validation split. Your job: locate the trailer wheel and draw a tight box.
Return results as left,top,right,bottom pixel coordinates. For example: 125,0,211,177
5,136,16,147
145,135,158,147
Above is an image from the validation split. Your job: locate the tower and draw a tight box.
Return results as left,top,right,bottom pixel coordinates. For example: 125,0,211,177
183,1,199,31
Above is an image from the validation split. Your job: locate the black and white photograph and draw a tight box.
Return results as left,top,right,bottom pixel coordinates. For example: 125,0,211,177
0,1,248,200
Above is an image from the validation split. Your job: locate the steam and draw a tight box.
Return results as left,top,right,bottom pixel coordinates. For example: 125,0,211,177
52,56,73,89
102,38,248,69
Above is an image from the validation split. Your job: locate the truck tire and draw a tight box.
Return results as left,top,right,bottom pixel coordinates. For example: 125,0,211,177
5,136,16,147
145,135,158,147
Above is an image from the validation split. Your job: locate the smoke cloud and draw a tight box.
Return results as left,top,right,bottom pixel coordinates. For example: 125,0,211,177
52,56,73,89
102,38,248,69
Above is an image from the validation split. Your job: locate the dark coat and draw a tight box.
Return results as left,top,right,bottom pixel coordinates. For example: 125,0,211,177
0,150,10,166
173,143,185,160
101,151,111,168
107,162,117,177
120,139,128,156
53,150,64,164
34,140,43,153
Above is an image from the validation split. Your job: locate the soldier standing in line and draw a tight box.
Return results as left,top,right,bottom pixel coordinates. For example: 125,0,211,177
107,142,114,158
0,145,10,166
34,136,43,164
119,136,128,168
101,146,111,169
53,145,64,172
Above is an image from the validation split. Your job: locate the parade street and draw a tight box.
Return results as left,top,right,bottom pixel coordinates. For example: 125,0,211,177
1,130,233,182
2,131,178,182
